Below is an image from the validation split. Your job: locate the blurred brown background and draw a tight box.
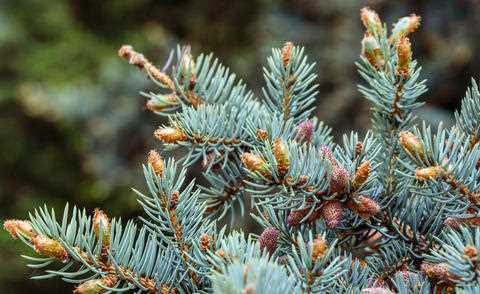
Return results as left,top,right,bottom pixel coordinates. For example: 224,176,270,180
0,0,477,292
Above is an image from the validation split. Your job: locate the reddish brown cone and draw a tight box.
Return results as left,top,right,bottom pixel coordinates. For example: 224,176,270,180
297,120,313,143
321,200,344,229
259,227,279,254
287,209,308,227
330,165,350,193
361,288,393,294
421,263,454,282
319,145,335,164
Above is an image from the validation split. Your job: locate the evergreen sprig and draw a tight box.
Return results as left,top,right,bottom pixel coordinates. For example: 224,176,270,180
7,7,480,294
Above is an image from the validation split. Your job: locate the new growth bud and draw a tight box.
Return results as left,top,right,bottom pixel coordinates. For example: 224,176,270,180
355,142,363,156
399,131,424,158
146,93,177,112
256,129,268,141
396,36,412,78
202,152,222,171
272,138,289,175
361,33,384,68
415,166,445,181
180,47,196,85
154,127,187,143
199,234,211,252
281,41,294,67
390,14,421,42
360,7,383,35
74,275,118,294
311,235,327,263
259,227,279,254
347,195,380,219
3,220,36,240
352,160,371,189
241,153,270,177
148,150,164,176
93,209,111,247
160,284,179,294
32,235,68,261
464,245,478,261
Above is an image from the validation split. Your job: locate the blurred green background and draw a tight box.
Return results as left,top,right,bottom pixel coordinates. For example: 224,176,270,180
1,0,478,292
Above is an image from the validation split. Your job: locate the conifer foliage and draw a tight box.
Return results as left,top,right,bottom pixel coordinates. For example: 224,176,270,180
6,7,480,293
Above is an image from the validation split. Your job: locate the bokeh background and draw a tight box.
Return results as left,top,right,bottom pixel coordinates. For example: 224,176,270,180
0,0,478,292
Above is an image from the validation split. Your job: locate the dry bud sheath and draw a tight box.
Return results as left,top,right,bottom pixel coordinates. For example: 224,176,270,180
154,127,187,143
32,235,69,261
399,131,424,158
240,153,270,177
148,150,164,176
281,41,294,67
3,220,36,239
272,138,289,175
118,45,175,89
443,217,462,228
93,208,111,247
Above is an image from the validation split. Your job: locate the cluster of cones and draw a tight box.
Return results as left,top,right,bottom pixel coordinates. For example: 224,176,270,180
286,145,380,229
